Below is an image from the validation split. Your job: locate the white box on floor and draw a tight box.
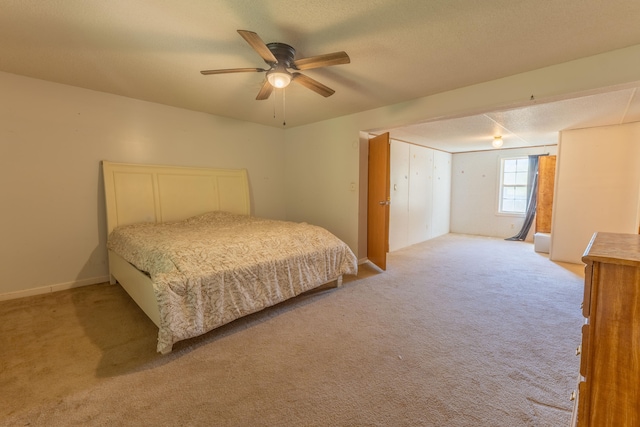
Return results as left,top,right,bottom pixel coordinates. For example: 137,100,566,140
534,232,551,253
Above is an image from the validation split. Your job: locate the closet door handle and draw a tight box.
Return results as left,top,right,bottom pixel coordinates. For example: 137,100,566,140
378,201,390,206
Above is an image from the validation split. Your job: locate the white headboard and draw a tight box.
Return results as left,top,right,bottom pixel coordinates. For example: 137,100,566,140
102,161,251,234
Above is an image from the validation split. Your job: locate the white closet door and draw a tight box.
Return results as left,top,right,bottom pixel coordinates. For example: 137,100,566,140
408,145,433,245
389,140,410,251
432,150,452,238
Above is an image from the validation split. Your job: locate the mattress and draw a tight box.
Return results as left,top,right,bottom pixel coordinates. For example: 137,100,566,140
107,211,358,352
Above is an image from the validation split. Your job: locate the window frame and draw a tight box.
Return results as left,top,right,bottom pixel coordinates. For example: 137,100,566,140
497,156,529,216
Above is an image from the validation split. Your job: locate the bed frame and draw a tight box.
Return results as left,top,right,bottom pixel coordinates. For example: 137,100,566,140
102,161,252,330
102,161,343,352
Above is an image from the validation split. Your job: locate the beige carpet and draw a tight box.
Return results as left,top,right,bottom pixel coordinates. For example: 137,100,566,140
0,234,584,426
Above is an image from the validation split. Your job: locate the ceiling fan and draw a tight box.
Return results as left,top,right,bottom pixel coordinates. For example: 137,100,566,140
201,30,350,100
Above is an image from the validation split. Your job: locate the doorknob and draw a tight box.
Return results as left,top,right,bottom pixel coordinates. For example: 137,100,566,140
378,201,390,205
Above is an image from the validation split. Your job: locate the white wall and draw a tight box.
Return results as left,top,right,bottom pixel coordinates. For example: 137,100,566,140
283,117,362,253
551,122,640,263
0,71,286,298
450,146,557,238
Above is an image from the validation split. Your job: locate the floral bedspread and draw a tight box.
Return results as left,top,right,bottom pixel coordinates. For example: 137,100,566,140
107,211,358,353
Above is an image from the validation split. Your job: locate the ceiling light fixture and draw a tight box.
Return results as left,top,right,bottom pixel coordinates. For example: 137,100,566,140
492,136,504,148
266,66,292,88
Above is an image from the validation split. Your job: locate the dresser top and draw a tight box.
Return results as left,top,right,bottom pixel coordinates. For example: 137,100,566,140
582,232,640,266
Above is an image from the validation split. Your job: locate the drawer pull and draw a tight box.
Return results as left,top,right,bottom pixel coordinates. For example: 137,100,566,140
576,345,581,356
570,390,576,401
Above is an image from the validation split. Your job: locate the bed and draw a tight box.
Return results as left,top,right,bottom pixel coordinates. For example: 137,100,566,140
102,161,358,353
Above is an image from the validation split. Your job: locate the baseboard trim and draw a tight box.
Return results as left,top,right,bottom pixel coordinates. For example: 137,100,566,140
0,275,111,302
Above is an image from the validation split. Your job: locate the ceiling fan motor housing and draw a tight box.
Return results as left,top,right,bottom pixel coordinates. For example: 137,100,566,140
267,42,296,68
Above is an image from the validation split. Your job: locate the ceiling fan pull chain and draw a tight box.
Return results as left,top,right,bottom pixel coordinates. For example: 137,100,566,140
282,89,286,127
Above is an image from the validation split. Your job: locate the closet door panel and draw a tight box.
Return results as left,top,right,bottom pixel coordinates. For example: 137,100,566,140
432,150,452,237
389,140,410,251
408,145,433,245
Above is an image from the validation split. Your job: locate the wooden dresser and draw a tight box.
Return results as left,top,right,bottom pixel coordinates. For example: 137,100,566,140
571,232,640,426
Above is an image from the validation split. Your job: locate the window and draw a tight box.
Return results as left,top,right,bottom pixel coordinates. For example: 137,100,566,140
499,157,528,213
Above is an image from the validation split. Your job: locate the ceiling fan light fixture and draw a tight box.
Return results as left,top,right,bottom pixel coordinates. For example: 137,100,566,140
267,69,292,88
492,136,504,148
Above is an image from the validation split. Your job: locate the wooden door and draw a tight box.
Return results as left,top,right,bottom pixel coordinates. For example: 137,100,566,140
367,133,390,270
536,155,556,233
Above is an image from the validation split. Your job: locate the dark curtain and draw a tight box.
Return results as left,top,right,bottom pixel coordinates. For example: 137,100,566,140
505,154,547,241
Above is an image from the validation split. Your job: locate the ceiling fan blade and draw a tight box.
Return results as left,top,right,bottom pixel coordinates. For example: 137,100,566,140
256,80,274,100
237,30,278,64
292,73,335,97
200,67,266,75
293,51,350,70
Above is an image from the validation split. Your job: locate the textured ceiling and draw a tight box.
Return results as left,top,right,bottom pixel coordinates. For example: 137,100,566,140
380,87,640,152
2,0,640,149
